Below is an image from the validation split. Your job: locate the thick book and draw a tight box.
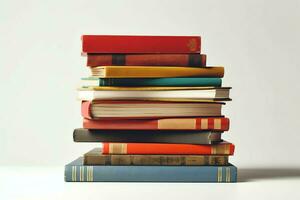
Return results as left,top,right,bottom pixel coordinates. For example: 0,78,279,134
103,142,234,155
83,117,230,131
87,54,206,67
78,87,231,101
84,148,229,166
90,66,224,78
81,77,222,87
82,35,201,53
81,101,224,119
65,157,237,182
73,128,223,145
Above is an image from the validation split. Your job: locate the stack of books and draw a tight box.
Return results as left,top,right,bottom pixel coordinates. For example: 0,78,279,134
65,35,237,182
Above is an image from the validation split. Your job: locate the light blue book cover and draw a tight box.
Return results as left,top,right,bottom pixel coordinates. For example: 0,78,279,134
65,157,237,182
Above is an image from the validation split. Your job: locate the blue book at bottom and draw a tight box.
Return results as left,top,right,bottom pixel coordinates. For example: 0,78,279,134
65,157,237,182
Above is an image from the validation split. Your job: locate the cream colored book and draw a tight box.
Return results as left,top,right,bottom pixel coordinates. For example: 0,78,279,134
77,87,231,101
83,100,223,118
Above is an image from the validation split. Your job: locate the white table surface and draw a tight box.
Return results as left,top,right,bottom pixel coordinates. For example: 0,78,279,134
1,166,300,200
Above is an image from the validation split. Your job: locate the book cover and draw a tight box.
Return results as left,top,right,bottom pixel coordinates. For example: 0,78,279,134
73,128,223,145
81,77,222,87
81,101,223,119
90,66,224,78
102,142,234,155
84,148,229,166
65,157,237,182
83,117,230,131
87,54,206,67
82,35,200,53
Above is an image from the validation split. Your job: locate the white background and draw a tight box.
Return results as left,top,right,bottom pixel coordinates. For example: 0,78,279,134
1,0,300,199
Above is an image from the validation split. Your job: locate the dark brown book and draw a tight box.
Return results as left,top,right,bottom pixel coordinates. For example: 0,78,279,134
73,128,223,145
84,148,229,166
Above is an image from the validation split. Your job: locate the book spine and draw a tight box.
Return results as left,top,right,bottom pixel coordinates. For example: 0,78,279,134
84,154,229,166
73,129,222,144
83,118,230,131
82,35,201,53
94,77,221,87
87,54,206,67
93,66,224,78
81,101,92,119
64,164,237,182
102,143,234,155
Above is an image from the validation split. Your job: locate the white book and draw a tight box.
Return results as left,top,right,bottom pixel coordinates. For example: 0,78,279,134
78,87,230,101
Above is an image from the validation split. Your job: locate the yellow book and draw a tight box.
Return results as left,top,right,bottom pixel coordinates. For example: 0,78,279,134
90,66,224,78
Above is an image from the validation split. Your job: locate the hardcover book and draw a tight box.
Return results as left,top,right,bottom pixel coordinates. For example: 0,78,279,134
83,117,230,131
73,128,223,144
82,35,201,53
81,101,224,118
84,148,229,166
87,54,206,67
65,157,237,182
78,87,231,101
90,66,224,78
102,142,234,155
81,77,222,87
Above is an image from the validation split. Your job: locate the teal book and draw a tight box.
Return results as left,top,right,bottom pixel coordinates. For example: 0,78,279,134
81,77,222,87
65,157,237,182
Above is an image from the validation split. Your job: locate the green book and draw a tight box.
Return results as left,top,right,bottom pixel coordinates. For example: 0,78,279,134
81,77,222,87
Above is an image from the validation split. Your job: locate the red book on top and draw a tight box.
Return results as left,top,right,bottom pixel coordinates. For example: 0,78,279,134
102,142,235,155
82,35,201,53
83,117,230,131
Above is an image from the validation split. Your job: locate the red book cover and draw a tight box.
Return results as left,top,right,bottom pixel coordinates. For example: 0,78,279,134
87,54,206,67
102,142,235,155
81,101,92,119
83,117,229,131
82,35,201,53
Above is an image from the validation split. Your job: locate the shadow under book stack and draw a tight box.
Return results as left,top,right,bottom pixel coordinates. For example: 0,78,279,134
65,35,237,182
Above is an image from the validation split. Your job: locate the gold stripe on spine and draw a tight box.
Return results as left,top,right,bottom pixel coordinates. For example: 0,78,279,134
89,167,92,182
226,167,231,182
87,167,89,182
81,166,83,182
109,143,114,154
225,168,228,182
90,166,92,182
82,167,85,181
109,143,127,154
86,167,89,182
201,119,208,129
89,166,92,182
212,144,229,155
79,167,82,182
158,118,196,129
214,119,221,129
90,166,93,182
87,167,91,181
211,146,216,154
72,166,74,181
79,167,81,182
74,166,77,181
91,167,93,181
224,144,230,154
217,167,222,182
